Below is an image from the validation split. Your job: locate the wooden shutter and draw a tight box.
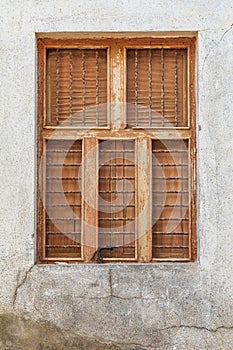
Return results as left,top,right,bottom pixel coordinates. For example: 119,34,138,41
45,140,82,258
127,49,187,127
98,140,136,260
152,140,190,259
38,36,196,263
46,49,107,127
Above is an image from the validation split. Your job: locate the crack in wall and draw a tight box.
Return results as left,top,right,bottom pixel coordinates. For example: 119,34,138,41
11,265,233,342
107,268,141,300
156,323,233,334
45,323,233,349
12,265,34,310
1,310,233,350
97,324,233,349
33,302,44,318
109,267,113,297
201,23,233,79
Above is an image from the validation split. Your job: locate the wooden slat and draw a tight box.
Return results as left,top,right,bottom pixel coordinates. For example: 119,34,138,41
42,128,192,141
38,36,195,48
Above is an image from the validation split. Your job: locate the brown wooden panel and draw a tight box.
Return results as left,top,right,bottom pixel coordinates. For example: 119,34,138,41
126,49,187,127
45,140,82,258
98,140,136,259
152,139,190,260
46,49,107,126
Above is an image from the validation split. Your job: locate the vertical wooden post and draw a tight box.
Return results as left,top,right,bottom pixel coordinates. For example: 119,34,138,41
110,45,126,128
83,137,98,261
137,137,152,262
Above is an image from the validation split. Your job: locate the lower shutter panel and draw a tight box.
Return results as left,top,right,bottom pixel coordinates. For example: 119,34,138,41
98,140,136,259
152,140,190,259
45,140,82,258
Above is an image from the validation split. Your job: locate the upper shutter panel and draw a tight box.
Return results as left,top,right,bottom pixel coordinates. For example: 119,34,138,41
46,49,108,127
127,49,187,127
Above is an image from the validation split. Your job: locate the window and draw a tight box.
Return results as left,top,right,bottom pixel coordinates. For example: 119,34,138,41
37,35,196,263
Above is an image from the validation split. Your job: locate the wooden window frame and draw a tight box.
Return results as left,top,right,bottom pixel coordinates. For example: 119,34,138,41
37,35,196,264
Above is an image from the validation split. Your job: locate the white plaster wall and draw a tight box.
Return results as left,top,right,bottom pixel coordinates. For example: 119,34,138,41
0,1,233,349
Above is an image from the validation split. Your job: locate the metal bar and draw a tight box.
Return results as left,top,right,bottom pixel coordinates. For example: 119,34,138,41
155,218,189,221
47,204,82,207
56,50,60,125
46,164,82,167
149,48,152,126
46,245,81,248
46,177,81,180
99,190,134,194
99,164,135,166
153,232,189,235
99,150,134,153
152,204,188,207
99,177,135,180
96,50,99,126
98,232,135,235
99,204,135,207
152,150,188,153
135,49,138,125
152,177,188,180
46,150,82,153
47,218,82,221
161,48,165,126
152,190,188,193
175,50,178,126
99,218,135,221
46,190,81,193
122,142,125,254
82,50,86,125
181,150,184,256
47,232,81,235
152,164,188,167
153,245,189,248
69,50,73,124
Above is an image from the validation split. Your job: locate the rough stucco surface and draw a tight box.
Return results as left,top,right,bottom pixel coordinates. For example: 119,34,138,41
0,0,233,349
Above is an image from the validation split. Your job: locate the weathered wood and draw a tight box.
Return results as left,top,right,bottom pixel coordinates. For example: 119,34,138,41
83,137,98,261
37,39,46,262
110,45,126,129
189,39,197,262
137,138,152,262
